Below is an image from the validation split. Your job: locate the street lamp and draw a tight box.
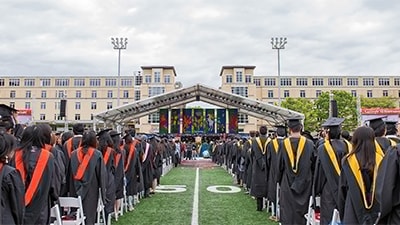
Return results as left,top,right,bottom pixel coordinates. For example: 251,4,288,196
111,37,128,106
271,37,287,106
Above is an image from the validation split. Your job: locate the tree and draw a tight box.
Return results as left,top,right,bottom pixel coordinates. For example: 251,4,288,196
361,96,397,108
281,97,319,132
314,91,358,131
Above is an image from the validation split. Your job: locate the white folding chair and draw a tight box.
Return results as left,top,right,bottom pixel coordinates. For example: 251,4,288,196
50,204,63,225
304,196,320,225
59,196,86,225
96,191,106,225
330,209,340,225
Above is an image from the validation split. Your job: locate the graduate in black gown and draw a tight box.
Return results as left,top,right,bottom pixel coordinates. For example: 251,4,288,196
123,134,141,210
367,116,396,153
277,117,315,225
110,130,124,219
313,117,349,225
243,131,256,194
0,131,24,225
338,126,382,224
69,130,106,225
385,120,400,143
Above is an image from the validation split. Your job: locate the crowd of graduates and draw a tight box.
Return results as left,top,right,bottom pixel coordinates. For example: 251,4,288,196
210,115,400,225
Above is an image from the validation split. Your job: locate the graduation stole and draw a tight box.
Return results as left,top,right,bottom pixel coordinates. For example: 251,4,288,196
74,147,96,181
373,140,385,156
343,139,352,152
247,139,253,153
390,139,397,147
124,141,137,172
283,136,307,173
272,138,279,153
114,145,124,168
142,142,150,162
323,141,341,175
103,147,113,165
66,138,82,158
255,137,269,155
346,147,384,209
44,144,53,152
15,149,51,206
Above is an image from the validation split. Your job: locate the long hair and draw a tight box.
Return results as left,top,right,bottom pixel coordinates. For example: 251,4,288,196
80,131,97,153
0,131,16,163
98,132,113,154
19,125,49,173
349,126,376,172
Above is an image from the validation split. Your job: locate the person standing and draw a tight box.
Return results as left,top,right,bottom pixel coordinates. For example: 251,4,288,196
277,117,315,225
0,131,24,224
109,130,124,220
338,126,382,224
367,116,396,153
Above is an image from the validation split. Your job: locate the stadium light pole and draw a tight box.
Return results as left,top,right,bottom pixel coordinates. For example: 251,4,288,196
111,37,128,107
271,37,287,106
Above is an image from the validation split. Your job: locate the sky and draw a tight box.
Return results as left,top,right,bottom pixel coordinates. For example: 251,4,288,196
1,0,400,89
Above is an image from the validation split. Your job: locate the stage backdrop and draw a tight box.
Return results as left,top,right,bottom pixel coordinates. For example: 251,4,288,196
170,109,181,134
159,108,169,134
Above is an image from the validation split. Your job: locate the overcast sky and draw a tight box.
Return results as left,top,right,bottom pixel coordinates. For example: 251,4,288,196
2,0,400,89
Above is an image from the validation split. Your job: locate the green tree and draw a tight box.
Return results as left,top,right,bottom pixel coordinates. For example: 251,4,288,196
361,96,397,108
281,97,319,132
314,91,358,131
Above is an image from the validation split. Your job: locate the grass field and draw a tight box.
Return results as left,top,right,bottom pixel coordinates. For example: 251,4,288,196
112,163,278,225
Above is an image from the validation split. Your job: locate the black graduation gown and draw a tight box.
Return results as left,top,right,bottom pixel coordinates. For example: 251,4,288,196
103,147,116,215
69,148,106,225
313,139,348,225
266,137,283,203
114,145,125,199
244,139,253,188
0,164,24,225
142,142,154,193
250,137,269,198
124,141,141,196
376,136,393,154
53,144,69,197
376,145,400,224
277,136,315,225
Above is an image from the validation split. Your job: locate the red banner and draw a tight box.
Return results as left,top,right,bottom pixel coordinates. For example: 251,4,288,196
361,108,400,115
17,109,32,115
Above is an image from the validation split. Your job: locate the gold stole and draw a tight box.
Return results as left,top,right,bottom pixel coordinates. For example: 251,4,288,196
347,145,384,209
256,137,270,155
374,140,384,156
390,139,397,147
272,138,279,153
343,139,352,152
283,136,306,173
324,141,341,175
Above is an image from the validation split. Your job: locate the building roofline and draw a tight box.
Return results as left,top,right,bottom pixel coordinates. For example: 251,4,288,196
219,65,256,76
140,66,177,76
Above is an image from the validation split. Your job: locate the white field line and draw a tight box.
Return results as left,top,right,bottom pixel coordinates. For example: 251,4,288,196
191,168,200,225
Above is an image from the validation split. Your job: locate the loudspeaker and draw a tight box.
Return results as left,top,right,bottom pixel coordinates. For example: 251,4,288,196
60,100,67,117
196,95,200,101
331,100,338,117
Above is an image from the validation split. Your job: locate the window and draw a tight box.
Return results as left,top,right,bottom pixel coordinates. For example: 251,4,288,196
123,90,129,98
55,114,63,120
383,90,388,97
25,102,31,109
91,102,97,110
135,90,141,101
107,90,113,98
91,114,94,120
56,90,65,98
238,114,249,123
0,79,4,86
164,75,171,83
40,114,46,120
9,102,15,108
55,79,69,86
254,78,261,86
378,78,390,86
74,78,85,86
363,78,374,86
40,102,46,109
328,78,342,86
245,75,252,83
226,75,233,83
367,90,373,98
316,90,322,98
312,78,324,86
296,78,308,86
55,102,60,110
351,90,357,97
76,91,81,98
284,90,290,98
121,78,133,86
91,91,97,98
231,87,248,97
89,79,101,86
26,91,32,98
395,78,400,86
145,75,151,83
135,75,142,85
75,114,81,120
105,78,116,86
347,78,358,86
148,87,165,97
148,112,160,123
236,71,243,82
264,78,276,86
281,78,292,86
10,91,16,98
268,90,274,98
9,79,20,86
154,71,161,83
300,90,306,98
41,91,47,98
107,102,113,109
40,79,51,86
75,102,81,110
24,79,35,86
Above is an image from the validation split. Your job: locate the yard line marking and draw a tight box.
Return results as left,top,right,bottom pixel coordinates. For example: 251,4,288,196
191,168,200,225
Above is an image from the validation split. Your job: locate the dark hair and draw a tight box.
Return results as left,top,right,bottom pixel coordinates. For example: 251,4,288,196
37,124,52,145
341,130,352,141
290,124,303,133
80,131,97,151
373,124,386,137
111,134,121,151
328,126,341,140
259,126,267,135
98,132,113,153
349,126,376,172
19,125,48,173
72,123,84,135
386,124,397,136
276,127,287,137
0,131,16,162
61,131,74,145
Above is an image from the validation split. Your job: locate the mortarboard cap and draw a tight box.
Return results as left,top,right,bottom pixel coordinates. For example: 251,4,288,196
321,117,345,128
385,120,398,125
287,116,302,129
0,104,18,118
366,116,387,130
109,130,121,137
385,120,398,135
72,123,85,134
96,128,112,137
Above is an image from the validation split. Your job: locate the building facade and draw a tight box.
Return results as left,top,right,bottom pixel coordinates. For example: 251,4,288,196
1,65,400,133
